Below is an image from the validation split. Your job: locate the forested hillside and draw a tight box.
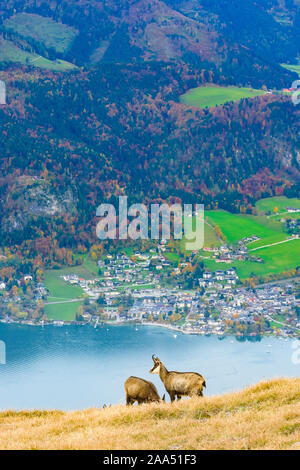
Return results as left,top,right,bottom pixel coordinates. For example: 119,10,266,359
0,0,299,261
0,63,299,252
0,0,299,76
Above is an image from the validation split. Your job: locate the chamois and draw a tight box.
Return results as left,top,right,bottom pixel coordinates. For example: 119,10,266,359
124,376,165,405
150,355,206,402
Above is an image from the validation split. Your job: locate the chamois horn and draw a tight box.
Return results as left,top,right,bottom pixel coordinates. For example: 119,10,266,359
152,354,157,362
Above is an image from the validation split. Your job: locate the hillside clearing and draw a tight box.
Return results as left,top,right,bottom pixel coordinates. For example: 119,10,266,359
206,210,284,244
281,64,300,77
44,269,83,321
43,255,99,320
4,13,78,54
180,86,265,109
0,39,77,71
0,378,299,450
197,207,300,279
256,196,300,215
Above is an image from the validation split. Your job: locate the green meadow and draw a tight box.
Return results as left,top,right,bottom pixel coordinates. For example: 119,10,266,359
180,86,265,109
203,238,300,280
195,198,300,279
281,64,300,77
4,13,78,54
0,39,77,71
256,196,300,214
181,216,220,252
206,211,284,244
45,301,84,322
30,57,77,71
44,269,83,302
203,222,221,247
43,255,99,320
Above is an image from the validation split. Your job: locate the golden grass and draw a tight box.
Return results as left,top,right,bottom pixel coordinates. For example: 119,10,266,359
0,378,299,450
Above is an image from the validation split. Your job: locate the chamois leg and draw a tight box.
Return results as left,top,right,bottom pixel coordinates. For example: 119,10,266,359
169,391,176,403
177,395,181,401
126,395,134,406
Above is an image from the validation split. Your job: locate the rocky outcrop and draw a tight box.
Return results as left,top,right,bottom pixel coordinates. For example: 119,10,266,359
0,176,77,234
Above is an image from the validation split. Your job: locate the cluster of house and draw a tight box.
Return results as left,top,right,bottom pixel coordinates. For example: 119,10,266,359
99,253,164,285
99,252,171,287
61,253,173,299
202,235,266,264
99,279,300,337
203,243,251,263
0,274,33,291
58,250,300,337
286,207,300,213
240,235,260,244
284,218,300,235
0,275,47,301
184,282,300,337
199,268,239,288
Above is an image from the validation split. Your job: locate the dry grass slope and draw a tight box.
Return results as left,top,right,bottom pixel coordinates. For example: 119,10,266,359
0,378,299,450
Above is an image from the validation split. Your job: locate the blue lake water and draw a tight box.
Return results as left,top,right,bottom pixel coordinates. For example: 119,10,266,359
0,323,299,410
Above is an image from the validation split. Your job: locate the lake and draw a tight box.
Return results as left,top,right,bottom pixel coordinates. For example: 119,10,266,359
0,323,299,410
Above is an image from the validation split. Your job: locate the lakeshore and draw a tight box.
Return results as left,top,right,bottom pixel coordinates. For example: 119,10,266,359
2,272,300,339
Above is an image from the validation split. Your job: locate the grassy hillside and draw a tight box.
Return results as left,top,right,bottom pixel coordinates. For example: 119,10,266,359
0,39,77,71
0,378,299,450
3,13,78,54
256,196,300,215
281,64,300,77
198,206,300,279
180,86,265,109
43,269,84,321
207,210,283,244
43,255,99,320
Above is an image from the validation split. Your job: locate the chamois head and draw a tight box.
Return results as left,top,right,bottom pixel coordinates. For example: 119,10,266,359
150,354,162,374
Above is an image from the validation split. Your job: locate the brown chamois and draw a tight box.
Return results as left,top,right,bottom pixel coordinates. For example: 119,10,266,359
124,376,165,405
150,355,206,402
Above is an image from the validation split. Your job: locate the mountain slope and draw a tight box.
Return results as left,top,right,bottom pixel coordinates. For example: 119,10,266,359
0,63,299,248
0,378,299,450
0,2,299,252
0,0,299,75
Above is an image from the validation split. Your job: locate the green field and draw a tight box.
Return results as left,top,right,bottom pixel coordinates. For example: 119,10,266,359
0,39,77,71
198,203,300,279
272,212,300,222
4,13,78,54
164,252,180,263
45,301,84,322
43,255,99,320
179,206,289,253
181,217,221,252
206,211,284,244
203,238,300,280
256,196,300,215
203,222,221,247
281,64,300,77
180,86,265,109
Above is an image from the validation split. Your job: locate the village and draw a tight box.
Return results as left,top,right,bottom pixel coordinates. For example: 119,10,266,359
58,251,300,338
0,229,300,338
